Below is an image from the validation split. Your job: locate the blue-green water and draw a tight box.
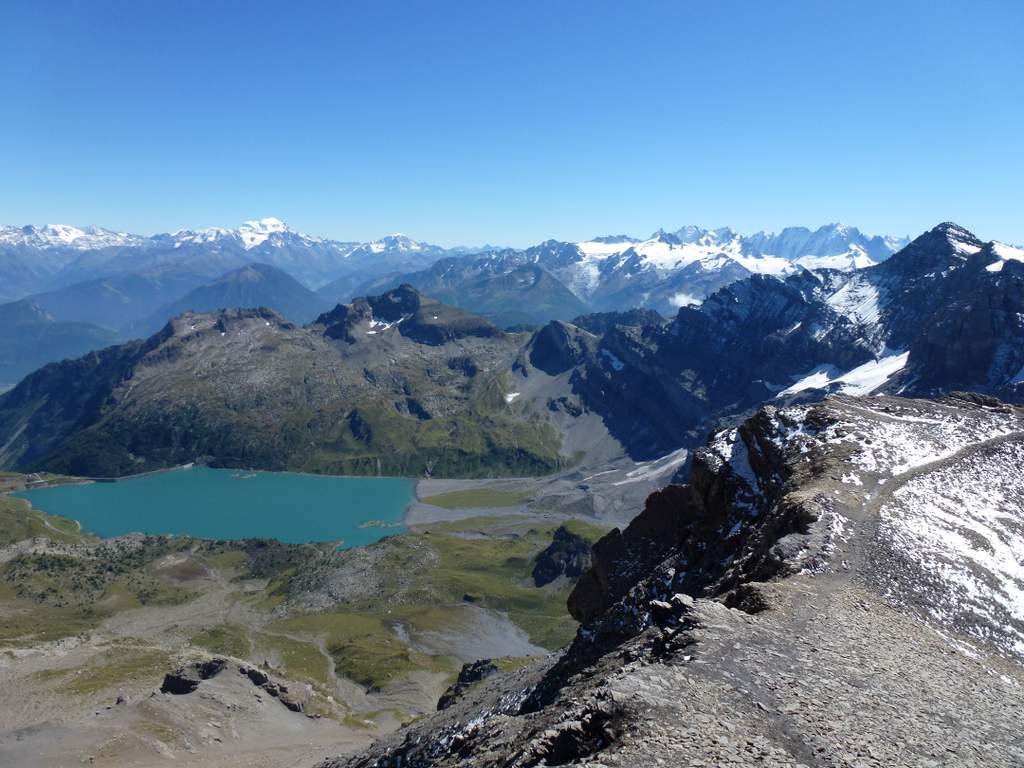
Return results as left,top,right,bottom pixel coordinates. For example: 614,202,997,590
14,467,413,547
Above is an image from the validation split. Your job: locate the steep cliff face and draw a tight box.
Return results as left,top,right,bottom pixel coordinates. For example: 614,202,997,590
324,393,1024,767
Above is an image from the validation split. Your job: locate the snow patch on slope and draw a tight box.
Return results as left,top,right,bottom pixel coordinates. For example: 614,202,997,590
774,398,1021,478
824,276,881,325
987,242,1024,272
611,446,689,486
780,351,909,397
709,428,759,489
879,440,1024,657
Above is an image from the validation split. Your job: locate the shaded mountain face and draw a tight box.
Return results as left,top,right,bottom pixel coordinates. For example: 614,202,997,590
0,288,563,478
0,225,146,302
510,223,1024,460
26,272,212,333
0,300,121,387
137,263,334,334
327,393,1024,768
352,255,590,327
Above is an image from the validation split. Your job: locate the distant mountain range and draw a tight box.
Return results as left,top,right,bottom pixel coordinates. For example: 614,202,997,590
0,218,452,304
1,218,908,321
352,224,913,325
2,222,1020,477
5,217,1011,387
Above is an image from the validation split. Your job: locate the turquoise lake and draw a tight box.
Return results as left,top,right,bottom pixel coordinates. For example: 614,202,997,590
14,467,413,547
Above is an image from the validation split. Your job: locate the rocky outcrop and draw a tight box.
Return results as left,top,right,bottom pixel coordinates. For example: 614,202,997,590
436,659,499,710
531,525,593,587
239,665,309,712
317,285,502,346
159,658,228,695
315,300,374,342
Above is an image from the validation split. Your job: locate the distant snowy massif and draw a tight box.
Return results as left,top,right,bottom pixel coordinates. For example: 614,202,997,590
1,217,1021,389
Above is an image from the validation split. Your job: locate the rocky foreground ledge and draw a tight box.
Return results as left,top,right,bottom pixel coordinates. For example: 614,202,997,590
322,393,1024,767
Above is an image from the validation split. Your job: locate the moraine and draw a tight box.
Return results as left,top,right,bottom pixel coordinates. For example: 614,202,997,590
14,466,413,546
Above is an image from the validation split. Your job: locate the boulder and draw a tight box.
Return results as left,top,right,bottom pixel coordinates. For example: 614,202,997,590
160,658,227,695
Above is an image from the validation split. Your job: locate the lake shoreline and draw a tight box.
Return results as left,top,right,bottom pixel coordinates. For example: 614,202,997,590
14,467,414,547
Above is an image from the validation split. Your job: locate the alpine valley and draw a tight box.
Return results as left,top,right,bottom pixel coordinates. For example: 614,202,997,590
2,220,1024,768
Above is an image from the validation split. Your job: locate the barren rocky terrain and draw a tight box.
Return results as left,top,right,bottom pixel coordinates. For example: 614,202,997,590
0,474,607,768
324,393,1024,767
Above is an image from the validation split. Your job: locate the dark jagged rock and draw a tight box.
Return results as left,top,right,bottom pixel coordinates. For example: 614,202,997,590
348,409,373,443
195,658,228,679
567,408,795,623
531,525,593,587
242,666,269,686
436,659,499,710
316,300,373,342
513,692,623,766
446,355,478,377
159,658,228,695
528,321,597,375
317,285,501,346
159,667,202,695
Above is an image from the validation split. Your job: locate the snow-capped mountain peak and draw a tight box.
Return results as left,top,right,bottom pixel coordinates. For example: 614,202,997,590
238,217,291,249
164,218,298,250
40,224,86,244
0,223,140,250
366,234,425,254
932,221,983,257
241,217,288,233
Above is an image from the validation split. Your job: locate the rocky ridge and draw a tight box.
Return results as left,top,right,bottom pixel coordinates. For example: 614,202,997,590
322,393,1024,767
0,287,562,478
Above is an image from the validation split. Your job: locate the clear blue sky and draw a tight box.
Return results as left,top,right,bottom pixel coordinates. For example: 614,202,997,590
2,0,1021,246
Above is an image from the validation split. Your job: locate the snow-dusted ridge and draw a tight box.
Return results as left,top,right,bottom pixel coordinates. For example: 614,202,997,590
0,223,144,250
773,395,1024,660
